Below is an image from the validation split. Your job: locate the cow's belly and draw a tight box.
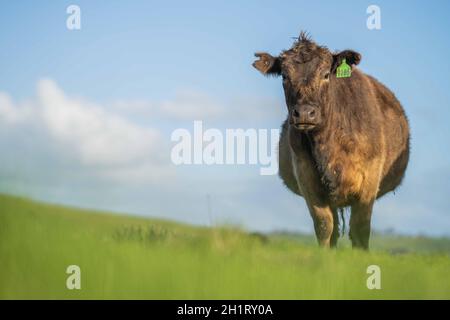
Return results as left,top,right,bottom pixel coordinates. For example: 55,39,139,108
377,142,410,198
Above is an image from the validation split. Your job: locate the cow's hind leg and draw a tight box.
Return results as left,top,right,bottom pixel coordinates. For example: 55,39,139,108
349,201,374,250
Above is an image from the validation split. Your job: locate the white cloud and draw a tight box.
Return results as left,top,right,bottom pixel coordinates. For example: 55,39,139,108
0,79,284,189
0,92,35,125
0,79,172,183
38,79,163,167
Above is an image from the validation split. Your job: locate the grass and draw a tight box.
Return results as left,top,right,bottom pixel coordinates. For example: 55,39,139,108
1,193,449,299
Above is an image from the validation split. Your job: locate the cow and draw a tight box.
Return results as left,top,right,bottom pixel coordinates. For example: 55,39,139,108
252,32,410,249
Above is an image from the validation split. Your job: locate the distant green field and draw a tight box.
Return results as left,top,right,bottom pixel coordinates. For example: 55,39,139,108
1,194,449,299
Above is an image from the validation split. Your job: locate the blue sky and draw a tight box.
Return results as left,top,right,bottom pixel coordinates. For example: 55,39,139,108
1,1,450,236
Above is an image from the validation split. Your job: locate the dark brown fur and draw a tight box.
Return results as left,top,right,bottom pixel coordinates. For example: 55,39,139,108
253,32,410,249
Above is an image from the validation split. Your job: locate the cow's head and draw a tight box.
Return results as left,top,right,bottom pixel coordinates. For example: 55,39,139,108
253,32,361,132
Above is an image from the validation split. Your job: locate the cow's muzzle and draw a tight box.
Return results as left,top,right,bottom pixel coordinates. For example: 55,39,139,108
290,104,321,131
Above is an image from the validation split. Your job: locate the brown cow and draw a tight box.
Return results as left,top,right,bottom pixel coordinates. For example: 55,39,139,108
253,32,410,249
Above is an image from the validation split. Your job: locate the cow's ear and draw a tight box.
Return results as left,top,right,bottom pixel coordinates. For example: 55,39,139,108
331,50,362,73
253,52,281,76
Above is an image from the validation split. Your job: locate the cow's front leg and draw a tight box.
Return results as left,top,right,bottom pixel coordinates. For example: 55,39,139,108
349,201,374,250
306,202,334,247
294,165,335,248
289,131,336,248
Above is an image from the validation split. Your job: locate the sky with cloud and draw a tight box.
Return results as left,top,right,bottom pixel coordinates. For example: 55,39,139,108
1,0,450,236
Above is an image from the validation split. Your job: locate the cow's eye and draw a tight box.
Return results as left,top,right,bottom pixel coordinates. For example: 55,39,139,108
324,72,330,80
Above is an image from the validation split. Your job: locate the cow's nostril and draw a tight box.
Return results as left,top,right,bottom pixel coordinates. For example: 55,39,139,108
293,109,300,117
308,109,316,119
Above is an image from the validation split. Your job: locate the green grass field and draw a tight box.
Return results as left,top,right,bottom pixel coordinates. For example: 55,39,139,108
1,194,449,299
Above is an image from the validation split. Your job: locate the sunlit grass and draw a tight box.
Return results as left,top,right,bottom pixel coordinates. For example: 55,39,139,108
1,194,449,299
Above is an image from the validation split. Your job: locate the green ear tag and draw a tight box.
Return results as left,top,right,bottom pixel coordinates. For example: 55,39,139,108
336,58,351,78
